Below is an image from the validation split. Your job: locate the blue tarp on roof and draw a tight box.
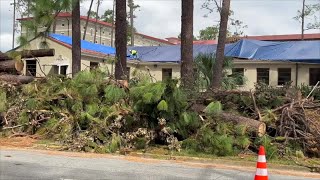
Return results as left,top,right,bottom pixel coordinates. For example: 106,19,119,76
49,33,320,64
128,39,320,63
49,34,115,55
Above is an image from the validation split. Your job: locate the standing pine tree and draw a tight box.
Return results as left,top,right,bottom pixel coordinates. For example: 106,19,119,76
72,0,81,76
114,0,127,80
211,0,231,89
180,0,194,88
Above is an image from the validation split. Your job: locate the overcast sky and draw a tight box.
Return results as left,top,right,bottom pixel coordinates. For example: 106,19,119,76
0,0,319,52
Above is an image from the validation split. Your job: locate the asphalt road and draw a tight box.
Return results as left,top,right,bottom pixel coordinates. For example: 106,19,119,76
0,149,318,180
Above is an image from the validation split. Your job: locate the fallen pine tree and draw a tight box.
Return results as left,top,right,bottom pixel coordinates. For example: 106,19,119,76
0,70,319,172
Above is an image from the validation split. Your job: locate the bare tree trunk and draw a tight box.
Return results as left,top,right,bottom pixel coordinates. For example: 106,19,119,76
128,0,134,46
0,75,34,84
180,0,194,88
115,0,127,80
72,0,81,76
52,10,58,34
94,0,101,43
12,0,16,49
0,49,55,61
110,0,115,47
301,0,306,40
83,0,94,40
211,0,231,89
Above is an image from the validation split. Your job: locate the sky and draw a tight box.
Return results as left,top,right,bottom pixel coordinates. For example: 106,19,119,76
0,0,319,52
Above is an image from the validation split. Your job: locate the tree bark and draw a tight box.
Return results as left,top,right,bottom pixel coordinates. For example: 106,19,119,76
72,0,81,76
211,0,231,89
301,0,306,40
219,112,266,136
128,0,135,46
94,0,101,43
110,0,115,47
180,0,194,88
0,60,23,72
0,49,55,61
0,75,34,84
83,0,94,40
114,0,127,80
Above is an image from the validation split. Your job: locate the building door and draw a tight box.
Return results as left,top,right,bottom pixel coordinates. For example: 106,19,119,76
26,59,37,76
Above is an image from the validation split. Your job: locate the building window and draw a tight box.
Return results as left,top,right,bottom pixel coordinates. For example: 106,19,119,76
61,32,65,35
309,68,320,86
232,68,244,85
162,68,172,81
90,28,93,36
95,41,98,43
62,23,65,27
257,68,270,85
278,68,291,85
60,66,67,75
102,31,105,34
26,59,37,76
90,62,99,70
102,42,105,45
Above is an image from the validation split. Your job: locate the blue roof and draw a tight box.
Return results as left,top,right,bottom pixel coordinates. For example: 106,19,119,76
49,33,115,55
49,33,320,64
128,39,320,64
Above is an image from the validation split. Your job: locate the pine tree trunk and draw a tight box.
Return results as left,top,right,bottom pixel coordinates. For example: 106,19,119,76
128,0,135,46
211,0,231,89
301,0,306,40
94,0,101,43
83,0,94,40
0,75,34,84
72,0,81,76
180,0,194,88
115,0,127,80
110,0,115,47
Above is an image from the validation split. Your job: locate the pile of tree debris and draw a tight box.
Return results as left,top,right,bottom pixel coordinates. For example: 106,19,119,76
0,70,319,172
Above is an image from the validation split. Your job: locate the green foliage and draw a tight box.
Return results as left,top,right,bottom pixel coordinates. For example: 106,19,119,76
194,53,246,90
104,85,127,104
182,122,251,157
299,84,320,100
107,133,121,153
198,26,219,40
0,89,7,112
170,112,201,139
157,100,168,111
204,101,222,115
254,135,279,160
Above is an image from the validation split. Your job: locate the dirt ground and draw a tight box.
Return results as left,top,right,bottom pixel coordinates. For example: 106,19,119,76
1,137,320,179
0,136,38,148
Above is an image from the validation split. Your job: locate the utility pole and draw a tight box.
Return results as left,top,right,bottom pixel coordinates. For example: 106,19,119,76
110,0,115,47
128,0,134,46
301,0,306,40
12,0,16,49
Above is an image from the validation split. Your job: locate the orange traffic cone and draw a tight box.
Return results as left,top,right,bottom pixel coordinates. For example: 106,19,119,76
254,146,268,180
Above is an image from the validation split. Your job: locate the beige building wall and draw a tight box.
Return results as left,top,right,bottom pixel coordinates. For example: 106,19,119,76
19,16,171,47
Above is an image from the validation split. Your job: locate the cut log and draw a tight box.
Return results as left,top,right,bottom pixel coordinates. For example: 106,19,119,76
0,75,34,84
220,112,266,136
0,49,55,61
188,103,266,136
0,60,24,72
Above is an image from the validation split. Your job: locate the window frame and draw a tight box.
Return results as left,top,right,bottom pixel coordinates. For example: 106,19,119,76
277,68,291,86
162,68,172,81
309,68,320,86
232,68,245,85
257,68,270,85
